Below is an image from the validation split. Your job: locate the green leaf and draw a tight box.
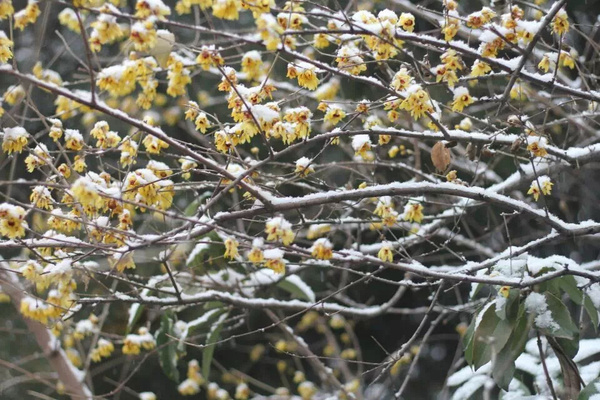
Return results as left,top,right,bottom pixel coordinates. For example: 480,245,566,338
496,289,520,321
584,294,599,332
156,312,180,382
578,377,600,399
463,316,477,366
544,292,578,339
126,288,150,334
472,302,501,369
202,312,228,378
277,275,315,302
558,276,584,305
492,305,532,390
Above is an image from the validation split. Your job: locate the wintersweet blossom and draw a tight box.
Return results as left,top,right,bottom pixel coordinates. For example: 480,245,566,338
311,238,333,260
402,201,424,223
2,126,28,154
528,176,553,201
0,203,27,238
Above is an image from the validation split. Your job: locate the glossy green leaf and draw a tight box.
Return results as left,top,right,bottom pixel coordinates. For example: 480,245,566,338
558,276,584,305
202,312,228,378
544,292,578,340
156,312,180,382
472,302,500,369
584,294,599,332
492,305,532,391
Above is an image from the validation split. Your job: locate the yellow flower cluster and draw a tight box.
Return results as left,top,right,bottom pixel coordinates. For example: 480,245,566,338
166,53,191,97
14,0,40,31
135,0,171,19
89,5,125,52
91,338,115,362
224,237,239,259
528,176,553,201
212,0,241,20
130,19,158,51
552,9,569,35
265,217,295,245
0,0,13,19
399,85,434,120
122,327,156,355
0,31,13,63
24,143,52,172
123,167,174,211
178,359,205,395
196,45,224,70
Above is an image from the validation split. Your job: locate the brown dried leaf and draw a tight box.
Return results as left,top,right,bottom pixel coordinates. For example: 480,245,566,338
431,142,451,172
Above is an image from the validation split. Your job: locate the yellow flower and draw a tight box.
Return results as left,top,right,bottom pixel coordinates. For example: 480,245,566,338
2,126,29,154
64,129,84,151
526,136,548,158
552,9,569,35
178,379,200,396
0,203,27,239
314,33,330,49
399,85,434,120
298,381,316,400
196,45,224,70
242,51,263,81
73,155,87,172
195,112,211,133
110,252,136,273
235,383,250,400
295,157,314,177
323,106,345,126
451,87,474,112
130,19,157,51
441,14,460,41
135,0,171,19
91,338,115,362
265,217,295,245
0,0,14,20
402,201,424,223
398,12,415,32
143,135,169,154
14,0,40,30
264,249,286,274
248,240,264,264
4,84,25,105
391,68,412,91
311,238,333,260
212,0,241,20
559,51,575,69
538,54,552,72
378,242,393,262
527,176,553,201
30,186,53,210
352,134,372,160
470,61,491,78
434,64,458,88
224,237,239,259
0,31,13,63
